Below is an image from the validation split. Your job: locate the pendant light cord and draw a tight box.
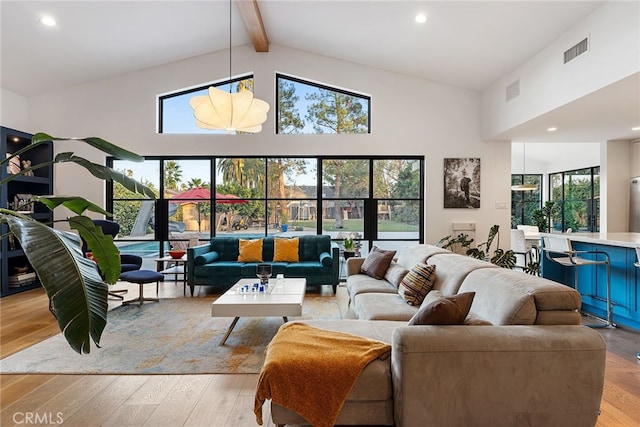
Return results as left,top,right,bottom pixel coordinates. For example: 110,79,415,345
229,0,232,94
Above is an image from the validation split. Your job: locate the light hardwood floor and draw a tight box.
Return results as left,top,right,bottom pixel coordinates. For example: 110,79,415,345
1,284,639,427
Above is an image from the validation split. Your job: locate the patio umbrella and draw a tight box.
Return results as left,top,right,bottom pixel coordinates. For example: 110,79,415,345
170,187,212,232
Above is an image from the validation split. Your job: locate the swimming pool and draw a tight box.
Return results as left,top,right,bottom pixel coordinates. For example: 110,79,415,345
116,241,168,258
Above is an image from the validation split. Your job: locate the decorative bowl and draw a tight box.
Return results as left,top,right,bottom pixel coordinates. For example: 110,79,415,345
168,250,186,259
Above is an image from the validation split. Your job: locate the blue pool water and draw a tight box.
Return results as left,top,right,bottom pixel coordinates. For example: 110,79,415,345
116,241,168,258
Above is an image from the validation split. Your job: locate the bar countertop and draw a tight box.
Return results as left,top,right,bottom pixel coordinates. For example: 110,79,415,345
540,232,640,248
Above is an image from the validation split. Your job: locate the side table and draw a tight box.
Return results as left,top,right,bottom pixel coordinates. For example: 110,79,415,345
155,255,187,295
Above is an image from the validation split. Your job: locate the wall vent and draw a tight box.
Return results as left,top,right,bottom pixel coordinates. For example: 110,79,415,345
505,79,520,102
564,37,589,64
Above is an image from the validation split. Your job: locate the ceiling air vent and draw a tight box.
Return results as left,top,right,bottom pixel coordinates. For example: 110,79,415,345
564,37,589,64
505,79,520,102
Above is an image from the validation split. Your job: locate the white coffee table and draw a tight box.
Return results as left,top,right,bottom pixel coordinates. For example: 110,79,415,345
211,277,306,345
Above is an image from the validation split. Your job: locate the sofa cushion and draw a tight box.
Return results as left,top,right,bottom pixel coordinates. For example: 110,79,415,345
459,269,538,325
427,253,498,296
238,238,263,262
290,319,402,400
353,293,418,321
194,251,219,266
298,235,331,261
193,261,241,277
408,291,475,325
285,261,326,277
273,237,299,262
396,244,450,270
384,262,409,289
361,246,396,279
347,274,397,299
398,263,436,306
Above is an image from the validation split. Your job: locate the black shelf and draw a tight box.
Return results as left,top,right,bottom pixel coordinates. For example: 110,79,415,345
1,126,53,297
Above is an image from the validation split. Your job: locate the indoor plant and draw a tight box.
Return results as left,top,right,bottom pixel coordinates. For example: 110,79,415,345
343,236,356,258
437,224,516,269
0,133,155,353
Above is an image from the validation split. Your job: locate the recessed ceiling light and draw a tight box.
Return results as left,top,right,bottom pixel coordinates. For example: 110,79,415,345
632,126,640,131
40,16,56,27
547,127,557,132
415,13,427,24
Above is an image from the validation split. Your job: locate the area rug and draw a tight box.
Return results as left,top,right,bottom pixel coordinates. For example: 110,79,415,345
0,295,340,374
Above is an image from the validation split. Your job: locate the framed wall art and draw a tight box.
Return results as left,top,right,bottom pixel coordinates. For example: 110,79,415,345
444,158,480,208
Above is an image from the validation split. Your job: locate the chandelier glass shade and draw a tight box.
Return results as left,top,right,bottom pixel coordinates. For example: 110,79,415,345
190,0,269,133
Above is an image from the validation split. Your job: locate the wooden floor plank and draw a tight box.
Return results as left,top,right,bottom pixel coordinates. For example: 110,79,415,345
141,375,210,426
185,375,245,426
60,375,150,426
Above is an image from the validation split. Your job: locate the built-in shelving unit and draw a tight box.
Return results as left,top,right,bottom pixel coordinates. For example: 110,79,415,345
1,127,53,296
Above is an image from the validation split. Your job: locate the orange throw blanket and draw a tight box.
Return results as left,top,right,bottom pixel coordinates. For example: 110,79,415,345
254,322,391,427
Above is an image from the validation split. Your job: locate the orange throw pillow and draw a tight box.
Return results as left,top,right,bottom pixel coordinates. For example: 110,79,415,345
238,238,263,262
273,237,299,262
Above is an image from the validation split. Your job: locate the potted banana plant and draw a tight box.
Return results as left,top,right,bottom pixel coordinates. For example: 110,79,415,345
0,133,155,354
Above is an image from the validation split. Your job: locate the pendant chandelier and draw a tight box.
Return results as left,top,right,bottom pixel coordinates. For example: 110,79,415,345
189,0,269,133
511,142,538,191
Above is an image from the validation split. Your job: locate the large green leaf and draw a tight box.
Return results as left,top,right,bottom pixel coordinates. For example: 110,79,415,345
32,132,144,162
37,196,111,216
69,215,121,284
4,215,108,354
54,152,156,198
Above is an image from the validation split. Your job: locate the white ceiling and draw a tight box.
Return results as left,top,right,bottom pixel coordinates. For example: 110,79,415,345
1,1,638,142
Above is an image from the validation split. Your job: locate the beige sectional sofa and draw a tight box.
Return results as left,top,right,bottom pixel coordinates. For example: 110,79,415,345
269,244,606,427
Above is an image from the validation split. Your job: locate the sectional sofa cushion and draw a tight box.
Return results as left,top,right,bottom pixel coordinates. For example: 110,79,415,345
395,244,449,270
384,262,409,288
408,291,475,325
398,263,436,306
427,253,498,296
361,247,396,279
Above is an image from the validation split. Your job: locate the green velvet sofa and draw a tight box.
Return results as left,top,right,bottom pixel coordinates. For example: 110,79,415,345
186,235,339,295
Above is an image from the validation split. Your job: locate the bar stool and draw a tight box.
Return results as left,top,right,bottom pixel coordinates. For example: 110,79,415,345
119,270,163,306
542,235,614,328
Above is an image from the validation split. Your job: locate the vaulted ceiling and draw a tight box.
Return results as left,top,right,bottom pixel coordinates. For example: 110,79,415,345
1,1,638,142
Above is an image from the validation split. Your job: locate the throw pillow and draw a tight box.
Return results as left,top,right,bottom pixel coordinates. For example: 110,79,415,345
408,292,476,325
360,246,396,279
273,237,299,262
398,263,436,306
238,238,263,262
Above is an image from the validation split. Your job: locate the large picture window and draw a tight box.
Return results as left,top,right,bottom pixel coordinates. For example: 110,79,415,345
107,156,422,271
276,74,371,134
158,75,254,134
549,167,600,232
511,174,542,227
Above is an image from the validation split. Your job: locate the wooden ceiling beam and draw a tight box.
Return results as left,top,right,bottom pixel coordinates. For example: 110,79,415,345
236,0,269,52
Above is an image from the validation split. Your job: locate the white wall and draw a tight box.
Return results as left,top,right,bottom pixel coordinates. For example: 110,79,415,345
1,88,29,131
26,44,511,245
482,1,640,138
601,140,633,233
632,140,640,178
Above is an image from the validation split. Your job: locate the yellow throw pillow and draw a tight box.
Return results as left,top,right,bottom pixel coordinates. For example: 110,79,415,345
238,238,263,262
273,237,299,262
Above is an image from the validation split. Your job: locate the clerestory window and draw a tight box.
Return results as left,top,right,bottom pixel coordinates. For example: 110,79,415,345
276,74,371,134
158,75,254,134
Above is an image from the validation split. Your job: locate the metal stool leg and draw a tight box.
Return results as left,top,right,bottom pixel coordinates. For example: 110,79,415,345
577,255,615,328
